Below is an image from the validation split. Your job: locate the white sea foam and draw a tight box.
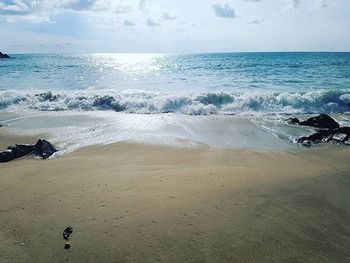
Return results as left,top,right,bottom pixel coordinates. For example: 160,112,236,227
0,89,349,115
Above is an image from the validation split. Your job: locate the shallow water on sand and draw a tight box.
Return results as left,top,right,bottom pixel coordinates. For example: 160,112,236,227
2,111,349,155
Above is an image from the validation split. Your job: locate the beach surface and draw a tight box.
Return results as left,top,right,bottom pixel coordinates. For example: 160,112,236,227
0,134,350,262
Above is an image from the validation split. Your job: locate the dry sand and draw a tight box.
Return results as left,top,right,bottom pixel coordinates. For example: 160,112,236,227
0,133,350,262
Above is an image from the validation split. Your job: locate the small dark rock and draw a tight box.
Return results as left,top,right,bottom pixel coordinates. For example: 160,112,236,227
33,139,58,159
64,242,71,249
299,114,340,129
63,226,73,240
0,52,10,59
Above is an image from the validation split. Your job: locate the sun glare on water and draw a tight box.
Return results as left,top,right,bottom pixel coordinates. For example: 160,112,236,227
84,53,168,77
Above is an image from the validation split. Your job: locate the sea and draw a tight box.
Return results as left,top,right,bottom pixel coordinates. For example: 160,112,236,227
1,52,349,154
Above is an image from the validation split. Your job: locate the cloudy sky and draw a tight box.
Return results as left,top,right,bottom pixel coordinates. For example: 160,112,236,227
1,0,349,53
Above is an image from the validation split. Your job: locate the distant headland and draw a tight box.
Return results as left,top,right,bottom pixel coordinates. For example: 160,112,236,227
0,52,10,58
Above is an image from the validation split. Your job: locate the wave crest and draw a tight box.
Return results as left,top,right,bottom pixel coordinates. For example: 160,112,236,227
0,89,349,115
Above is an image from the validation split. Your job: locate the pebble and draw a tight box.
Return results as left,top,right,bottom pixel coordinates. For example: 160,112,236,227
64,242,71,249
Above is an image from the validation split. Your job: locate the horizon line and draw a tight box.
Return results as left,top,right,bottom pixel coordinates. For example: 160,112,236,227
3,50,350,55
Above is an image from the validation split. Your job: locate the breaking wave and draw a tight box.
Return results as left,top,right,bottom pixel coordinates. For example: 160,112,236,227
0,89,350,115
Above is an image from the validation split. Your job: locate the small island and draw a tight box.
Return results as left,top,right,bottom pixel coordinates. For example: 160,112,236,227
0,52,10,58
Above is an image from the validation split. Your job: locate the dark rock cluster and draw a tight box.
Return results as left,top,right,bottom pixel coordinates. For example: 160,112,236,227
0,139,58,163
287,114,350,147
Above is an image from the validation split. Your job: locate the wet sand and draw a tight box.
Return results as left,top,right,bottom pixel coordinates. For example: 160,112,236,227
0,134,350,262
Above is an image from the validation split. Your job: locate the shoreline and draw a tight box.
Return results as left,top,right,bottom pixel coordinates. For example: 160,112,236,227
0,134,350,262
1,110,349,156
0,127,343,159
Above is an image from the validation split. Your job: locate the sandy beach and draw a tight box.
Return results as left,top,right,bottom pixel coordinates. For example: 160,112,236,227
1,1,350,261
0,133,350,262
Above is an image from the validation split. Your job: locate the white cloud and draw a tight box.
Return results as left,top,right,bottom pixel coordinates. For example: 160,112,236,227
247,18,263,25
288,0,301,9
161,11,177,21
283,0,303,11
123,19,135,26
315,0,329,8
147,17,160,27
212,3,236,19
293,0,301,8
62,0,98,11
0,0,36,15
139,0,147,10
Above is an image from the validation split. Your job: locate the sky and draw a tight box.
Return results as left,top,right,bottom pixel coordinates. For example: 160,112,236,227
0,0,349,53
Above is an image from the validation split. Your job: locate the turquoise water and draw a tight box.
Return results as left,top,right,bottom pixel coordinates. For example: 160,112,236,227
1,52,350,114
0,52,349,152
